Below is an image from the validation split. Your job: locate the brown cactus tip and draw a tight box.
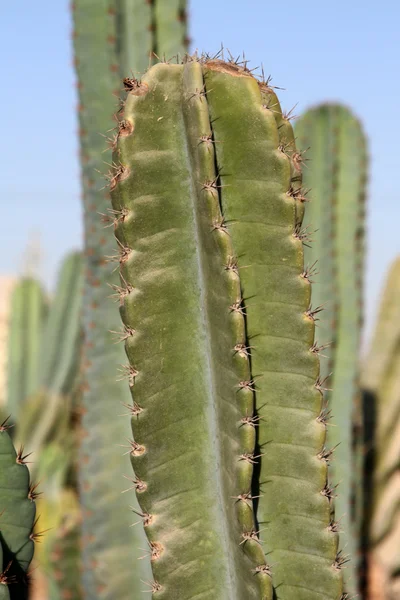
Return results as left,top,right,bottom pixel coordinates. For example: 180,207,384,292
118,119,134,137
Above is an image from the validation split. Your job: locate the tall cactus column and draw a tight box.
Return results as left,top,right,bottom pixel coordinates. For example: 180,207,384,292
296,105,368,595
109,57,343,599
72,2,150,597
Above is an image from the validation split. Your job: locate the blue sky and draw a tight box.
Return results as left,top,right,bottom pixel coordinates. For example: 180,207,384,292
1,1,398,345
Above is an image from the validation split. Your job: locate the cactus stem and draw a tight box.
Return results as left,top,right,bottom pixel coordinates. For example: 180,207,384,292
117,364,139,386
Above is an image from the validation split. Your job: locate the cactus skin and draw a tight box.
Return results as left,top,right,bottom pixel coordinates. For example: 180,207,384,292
6,279,47,419
40,252,83,397
0,278,15,408
73,1,188,596
0,419,36,599
296,105,368,595
362,258,400,598
110,57,343,599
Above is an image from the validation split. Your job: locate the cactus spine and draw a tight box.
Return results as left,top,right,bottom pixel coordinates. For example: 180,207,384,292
295,105,368,595
362,258,400,599
110,56,343,599
72,1,188,597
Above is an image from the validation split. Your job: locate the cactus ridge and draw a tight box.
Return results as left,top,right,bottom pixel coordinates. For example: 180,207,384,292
110,54,343,599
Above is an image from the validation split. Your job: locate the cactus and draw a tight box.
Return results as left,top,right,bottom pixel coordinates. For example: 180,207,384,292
6,279,47,420
0,278,15,408
0,418,37,599
362,258,400,599
295,104,368,594
72,1,188,596
109,56,343,599
40,252,83,397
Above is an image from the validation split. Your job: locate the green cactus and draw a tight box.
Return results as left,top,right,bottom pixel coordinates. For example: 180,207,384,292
109,56,343,599
0,418,37,599
362,258,400,598
6,279,47,420
295,104,368,595
40,252,83,397
72,1,188,596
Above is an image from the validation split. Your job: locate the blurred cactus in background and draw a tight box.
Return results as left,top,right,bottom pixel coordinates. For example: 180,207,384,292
296,104,368,596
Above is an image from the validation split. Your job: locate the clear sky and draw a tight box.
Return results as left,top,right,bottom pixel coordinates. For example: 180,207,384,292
1,1,398,346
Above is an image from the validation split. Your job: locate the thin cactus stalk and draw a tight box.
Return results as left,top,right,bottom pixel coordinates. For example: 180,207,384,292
110,56,343,599
6,279,47,421
0,417,37,599
0,278,15,407
362,258,400,599
40,252,83,397
296,104,368,595
72,0,188,596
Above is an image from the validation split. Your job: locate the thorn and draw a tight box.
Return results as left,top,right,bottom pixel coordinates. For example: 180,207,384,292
118,438,146,457
293,222,317,246
28,482,42,502
252,563,272,576
211,217,230,235
237,379,256,392
287,186,311,203
239,452,265,465
119,401,143,418
138,541,163,561
229,300,246,315
333,550,350,570
117,364,139,387
317,443,339,463
233,343,253,358
105,237,132,269
316,402,333,426
282,103,298,121
321,481,338,500
0,561,16,585
30,518,51,543
232,491,262,504
224,256,239,274
187,84,211,102
110,325,136,343
305,304,325,322
239,528,264,546
201,177,226,195
315,374,333,394
16,445,33,465
292,148,310,172
98,207,128,229
0,416,14,432
107,274,134,305
141,579,162,593
240,414,263,428
301,260,319,283
122,475,147,493
131,508,153,527
310,341,331,358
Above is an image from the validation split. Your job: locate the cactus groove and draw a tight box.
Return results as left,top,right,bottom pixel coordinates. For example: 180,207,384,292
110,56,343,599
